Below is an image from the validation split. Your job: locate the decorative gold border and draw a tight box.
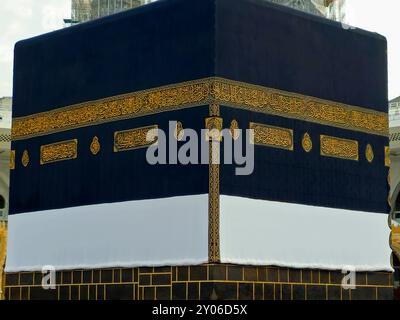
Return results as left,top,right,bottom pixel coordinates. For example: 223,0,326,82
113,125,158,153
40,140,78,165
320,135,359,161
249,122,294,151
12,78,388,141
213,78,388,137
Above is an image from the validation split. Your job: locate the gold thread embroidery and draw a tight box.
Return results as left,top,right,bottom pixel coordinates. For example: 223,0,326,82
40,140,78,165
12,78,388,141
365,144,374,163
10,150,15,170
385,146,391,167
209,103,220,117
0,222,7,300
208,104,221,263
302,133,313,153
205,117,223,142
320,135,359,161
13,79,211,141
230,119,240,140
21,150,30,167
90,136,101,155
114,125,158,152
174,122,184,141
210,79,388,137
249,123,294,151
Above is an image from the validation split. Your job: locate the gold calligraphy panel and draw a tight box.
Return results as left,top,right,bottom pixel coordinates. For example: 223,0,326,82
210,79,388,137
12,78,388,141
320,135,359,161
40,140,78,165
250,123,294,151
114,125,158,152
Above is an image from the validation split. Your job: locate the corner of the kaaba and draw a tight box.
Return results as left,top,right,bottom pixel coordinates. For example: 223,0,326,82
1,0,398,302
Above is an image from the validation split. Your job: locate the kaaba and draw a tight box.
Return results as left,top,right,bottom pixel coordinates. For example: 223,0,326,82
1,0,394,300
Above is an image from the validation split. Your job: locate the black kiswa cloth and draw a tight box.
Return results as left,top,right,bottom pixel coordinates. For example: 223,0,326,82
10,0,388,215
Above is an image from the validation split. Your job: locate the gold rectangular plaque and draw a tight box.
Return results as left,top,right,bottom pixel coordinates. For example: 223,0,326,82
320,135,359,161
385,146,391,167
249,122,294,151
114,125,158,152
9,150,15,170
40,139,78,165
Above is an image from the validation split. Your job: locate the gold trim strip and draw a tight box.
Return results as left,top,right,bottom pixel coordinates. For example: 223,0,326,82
12,78,388,141
320,135,359,161
40,139,78,165
250,122,294,151
114,125,158,152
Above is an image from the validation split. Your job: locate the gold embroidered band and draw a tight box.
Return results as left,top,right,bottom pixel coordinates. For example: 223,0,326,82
320,135,359,161
250,122,294,151
114,125,158,152
12,78,388,141
40,139,78,165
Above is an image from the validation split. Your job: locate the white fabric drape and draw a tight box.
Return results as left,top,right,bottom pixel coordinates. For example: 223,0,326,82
6,194,392,272
6,195,209,272
220,196,393,272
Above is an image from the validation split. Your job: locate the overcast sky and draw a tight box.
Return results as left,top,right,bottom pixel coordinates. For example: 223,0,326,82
0,0,399,100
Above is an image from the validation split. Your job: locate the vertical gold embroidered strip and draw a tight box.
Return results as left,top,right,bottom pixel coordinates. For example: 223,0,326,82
207,103,221,263
0,221,7,300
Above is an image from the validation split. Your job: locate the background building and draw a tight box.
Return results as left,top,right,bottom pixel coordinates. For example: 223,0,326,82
388,96,400,298
0,97,12,221
267,0,345,21
67,0,345,25
67,0,154,25
389,96,400,211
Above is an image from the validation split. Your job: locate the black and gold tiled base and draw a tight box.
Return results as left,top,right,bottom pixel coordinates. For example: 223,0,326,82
4,264,394,300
